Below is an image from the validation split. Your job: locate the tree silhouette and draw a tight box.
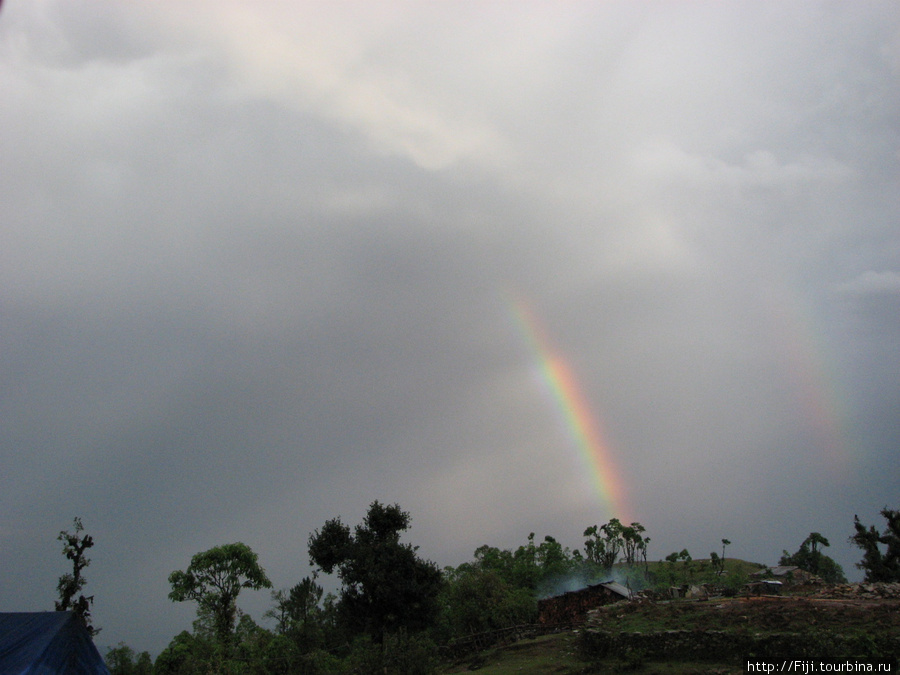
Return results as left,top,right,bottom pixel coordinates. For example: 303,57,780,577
168,542,272,645
55,517,99,635
308,501,443,642
850,507,900,582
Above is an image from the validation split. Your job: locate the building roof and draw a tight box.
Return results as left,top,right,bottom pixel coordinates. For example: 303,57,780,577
766,566,800,576
595,581,632,599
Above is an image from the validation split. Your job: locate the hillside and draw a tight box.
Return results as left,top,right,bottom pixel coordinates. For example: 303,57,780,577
440,580,900,674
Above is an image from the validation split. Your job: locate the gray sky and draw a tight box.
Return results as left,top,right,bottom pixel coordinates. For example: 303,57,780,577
2,0,899,656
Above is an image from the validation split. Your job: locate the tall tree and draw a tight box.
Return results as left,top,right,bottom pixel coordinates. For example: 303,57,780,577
583,518,624,571
779,532,847,583
308,501,443,642
55,517,98,635
664,550,691,585
709,551,722,574
849,507,900,582
621,522,647,566
105,643,150,675
266,576,325,652
168,542,272,645
105,642,135,675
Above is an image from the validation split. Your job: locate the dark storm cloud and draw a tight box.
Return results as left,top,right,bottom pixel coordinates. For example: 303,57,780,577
2,0,899,655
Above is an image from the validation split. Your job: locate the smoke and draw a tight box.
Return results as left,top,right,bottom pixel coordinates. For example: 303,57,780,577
536,566,649,600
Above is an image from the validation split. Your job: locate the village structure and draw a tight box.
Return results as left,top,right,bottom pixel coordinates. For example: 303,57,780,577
537,581,632,625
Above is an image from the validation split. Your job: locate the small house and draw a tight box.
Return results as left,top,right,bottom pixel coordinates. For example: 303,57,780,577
750,566,818,585
537,582,632,625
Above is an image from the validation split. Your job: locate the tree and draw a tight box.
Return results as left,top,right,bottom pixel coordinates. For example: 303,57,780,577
721,538,731,562
437,566,534,639
507,533,580,592
663,549,692,585
533,535,580,588
105,642,135,675
779,532,847,584
849,507,900,582
266,576,325,653
583,518,625,571
308,501,443,642
709,551,722,574
154,630,212,674
55,517,98,635
664,551,680,585
621,523,647,566
168,542,272,645
105,642,152,675
134,651,153,675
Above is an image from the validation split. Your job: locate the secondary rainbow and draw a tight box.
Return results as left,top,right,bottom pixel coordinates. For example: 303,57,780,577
507,294,630,521
767,282,850,473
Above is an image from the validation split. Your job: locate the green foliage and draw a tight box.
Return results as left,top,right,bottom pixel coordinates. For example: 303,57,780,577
266,576,327,655
582,519,649,577
436,567,535,640
510,532,583,593
153,630,213,674
55,517,99,635
382,630,439,675
168,542,272,645
135,651,153,674
620,646,648,671
620,523,648,566
779,532,847,583
106,642,135,675
345,631,438,675
437,530,602,643
106,643,154,675
648,550,753,593
661,549,692,585
148,505,900,673
583,519,622,570
308,501,443,643
850,507,900,582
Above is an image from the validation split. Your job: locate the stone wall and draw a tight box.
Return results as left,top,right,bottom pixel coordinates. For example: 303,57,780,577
579,628,900,663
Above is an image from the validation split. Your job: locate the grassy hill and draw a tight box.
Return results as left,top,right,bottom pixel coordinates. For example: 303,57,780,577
438,561,900,674
441,597,899,674
610,556,766,593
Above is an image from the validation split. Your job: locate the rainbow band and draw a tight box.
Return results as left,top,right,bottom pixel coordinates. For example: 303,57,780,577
508,295,629,521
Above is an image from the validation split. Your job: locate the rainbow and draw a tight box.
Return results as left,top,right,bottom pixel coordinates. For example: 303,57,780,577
767,284,849,473
507,294,630,521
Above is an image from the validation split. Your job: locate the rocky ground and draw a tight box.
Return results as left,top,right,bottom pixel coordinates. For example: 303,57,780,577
811,581,900,599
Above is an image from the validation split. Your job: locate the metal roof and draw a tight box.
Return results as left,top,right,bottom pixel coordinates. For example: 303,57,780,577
594,581,632,599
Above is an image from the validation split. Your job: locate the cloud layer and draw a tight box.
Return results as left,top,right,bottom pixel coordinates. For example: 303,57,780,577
2,0,899,655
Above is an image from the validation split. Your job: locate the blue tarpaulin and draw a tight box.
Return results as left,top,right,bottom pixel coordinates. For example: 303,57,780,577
0,612,109,674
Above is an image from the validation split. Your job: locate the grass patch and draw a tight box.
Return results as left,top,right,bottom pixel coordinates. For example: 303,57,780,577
438,631,749,674
439,632,584,674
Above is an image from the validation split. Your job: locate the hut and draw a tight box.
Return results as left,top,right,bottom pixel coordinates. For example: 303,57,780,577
537,582,631,625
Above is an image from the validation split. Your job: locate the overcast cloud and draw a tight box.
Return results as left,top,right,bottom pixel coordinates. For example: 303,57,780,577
2,0,899,656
